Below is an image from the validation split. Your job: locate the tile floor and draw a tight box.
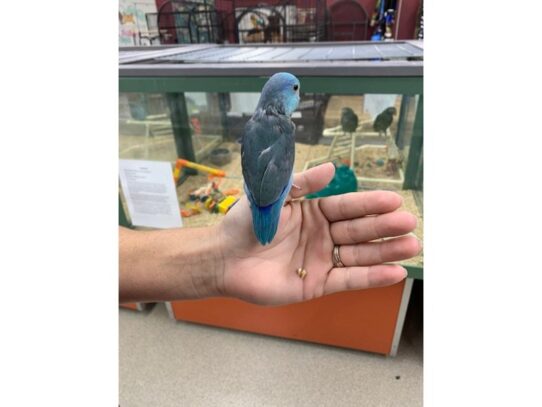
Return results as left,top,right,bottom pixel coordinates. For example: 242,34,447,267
120,297,423,407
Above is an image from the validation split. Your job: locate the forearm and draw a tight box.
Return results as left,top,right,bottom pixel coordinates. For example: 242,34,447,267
119,226,225,303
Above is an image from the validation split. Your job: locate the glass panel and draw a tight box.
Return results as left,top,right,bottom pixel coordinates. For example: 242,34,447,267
119,92,225,162
302,93,419,192
119,90,421,219
120,93,173,161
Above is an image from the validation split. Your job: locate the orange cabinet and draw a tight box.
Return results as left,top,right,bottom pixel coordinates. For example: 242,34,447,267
168,279,412,355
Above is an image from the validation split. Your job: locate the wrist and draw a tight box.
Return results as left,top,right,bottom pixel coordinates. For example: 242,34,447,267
166,224,226,300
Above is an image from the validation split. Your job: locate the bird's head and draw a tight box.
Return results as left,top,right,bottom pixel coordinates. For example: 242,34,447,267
386,107,398,116
341,107,355,116
257,72,300,116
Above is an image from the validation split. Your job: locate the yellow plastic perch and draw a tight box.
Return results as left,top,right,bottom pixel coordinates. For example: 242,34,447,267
218,196,238,214
174,158,226,182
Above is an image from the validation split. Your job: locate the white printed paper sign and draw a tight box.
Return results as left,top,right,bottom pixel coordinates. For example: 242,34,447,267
119,159,182,229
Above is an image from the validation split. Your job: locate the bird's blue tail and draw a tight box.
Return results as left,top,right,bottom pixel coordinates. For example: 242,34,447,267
250,199,283,245
245,180,291,245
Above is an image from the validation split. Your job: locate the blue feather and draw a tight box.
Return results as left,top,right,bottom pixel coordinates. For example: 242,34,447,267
245,178,292,245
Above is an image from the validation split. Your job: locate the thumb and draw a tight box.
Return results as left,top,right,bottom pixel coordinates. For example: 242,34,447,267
289,162,335,199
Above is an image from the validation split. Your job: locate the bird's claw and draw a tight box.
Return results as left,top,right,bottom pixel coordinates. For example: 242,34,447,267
292,183,302,190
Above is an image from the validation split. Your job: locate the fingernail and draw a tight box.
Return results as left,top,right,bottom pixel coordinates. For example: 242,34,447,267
401,267,408,279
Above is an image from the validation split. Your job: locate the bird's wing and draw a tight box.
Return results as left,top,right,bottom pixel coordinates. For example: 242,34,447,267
341,110,358,132
373,113,384,130
241,114,295,207
374,111,393,131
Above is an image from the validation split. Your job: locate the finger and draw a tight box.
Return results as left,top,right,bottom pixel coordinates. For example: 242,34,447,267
323,264,407,295
338,235,420,266
330,211,417,245
289,162,335,199
319,191,403,222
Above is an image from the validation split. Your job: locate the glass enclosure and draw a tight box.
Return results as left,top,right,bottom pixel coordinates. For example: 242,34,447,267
119,42,423,273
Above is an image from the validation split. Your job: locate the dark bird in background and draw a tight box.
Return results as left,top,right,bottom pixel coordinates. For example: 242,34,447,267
341,107,359,134
373,106,397,137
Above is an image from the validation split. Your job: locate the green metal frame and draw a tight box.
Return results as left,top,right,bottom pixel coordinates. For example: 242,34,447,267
403,94,423,190
119,76,422,95
166,93,197,173
405,264,423,280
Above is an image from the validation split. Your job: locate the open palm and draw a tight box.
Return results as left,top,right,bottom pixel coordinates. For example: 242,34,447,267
218,163,420,306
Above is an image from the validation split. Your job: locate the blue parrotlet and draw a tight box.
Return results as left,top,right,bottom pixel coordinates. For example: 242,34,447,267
241,72,300,245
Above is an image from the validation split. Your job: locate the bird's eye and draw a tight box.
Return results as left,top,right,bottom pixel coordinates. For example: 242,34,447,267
293,84,299,91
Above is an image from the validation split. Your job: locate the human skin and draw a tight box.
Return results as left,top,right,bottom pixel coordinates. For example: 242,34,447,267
119,163,421,306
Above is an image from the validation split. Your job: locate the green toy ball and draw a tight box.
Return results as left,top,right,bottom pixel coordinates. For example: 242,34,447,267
306,163,358,199
375,158,385,167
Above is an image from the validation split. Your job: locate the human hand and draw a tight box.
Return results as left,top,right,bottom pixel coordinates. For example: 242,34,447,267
217,163,420,306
